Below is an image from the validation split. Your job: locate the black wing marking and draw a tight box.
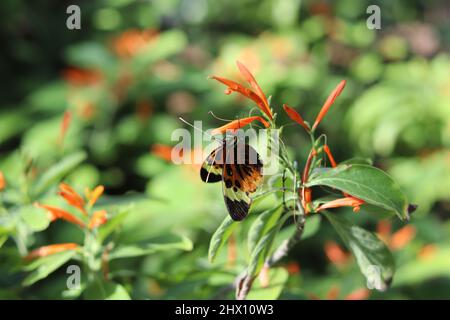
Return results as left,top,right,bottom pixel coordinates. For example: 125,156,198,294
200,146,224,183
222,142,263,221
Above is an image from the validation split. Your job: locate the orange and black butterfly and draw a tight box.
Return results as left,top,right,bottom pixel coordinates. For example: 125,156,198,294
200,136,263,221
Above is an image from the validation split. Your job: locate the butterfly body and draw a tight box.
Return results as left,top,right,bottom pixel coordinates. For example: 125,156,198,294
200,137,263,221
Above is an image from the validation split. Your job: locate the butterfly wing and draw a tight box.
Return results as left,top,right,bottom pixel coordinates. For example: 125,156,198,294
200,146,224,183
222,143,263,221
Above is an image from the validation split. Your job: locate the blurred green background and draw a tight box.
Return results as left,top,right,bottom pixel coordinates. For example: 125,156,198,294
0,0,449,299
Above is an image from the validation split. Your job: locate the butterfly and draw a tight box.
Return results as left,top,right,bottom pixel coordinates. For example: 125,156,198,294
200,136,263,221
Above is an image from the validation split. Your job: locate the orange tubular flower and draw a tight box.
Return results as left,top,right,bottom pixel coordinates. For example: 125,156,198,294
151,144,203,173
323,144,363,203
323,145,337,168
418,244,437,260
390,225,416,250
36,203,85,227
62,67,103,86
377,220,392,243
324,241,351,267
316,196,365,213
151,144,175,162
211,116,269,135
59,111,72,146
376,221,416,251
301,188,312,214
89,210,107,229
302,149,317,185
314,286,370,300
86,185,105,207
344,288,370,300
59,183,86,215
301,149,317,213
0,171,5,191
112,29,159,59
236,61,272,119
312,80,346,131
210,62,273,120
26,243,79,260
285,262,301,275
283,104,310,132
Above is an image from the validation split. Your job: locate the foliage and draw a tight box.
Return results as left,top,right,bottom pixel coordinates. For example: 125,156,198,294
0,0,449,300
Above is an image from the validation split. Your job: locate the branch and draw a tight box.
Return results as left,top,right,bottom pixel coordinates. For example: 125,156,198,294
266,219,304,267
234,210,306,300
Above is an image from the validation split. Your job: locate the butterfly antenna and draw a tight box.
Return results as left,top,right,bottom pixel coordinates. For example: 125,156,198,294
179,117,225,178
179,117,206,135
208,111,233,122
247,107,259,117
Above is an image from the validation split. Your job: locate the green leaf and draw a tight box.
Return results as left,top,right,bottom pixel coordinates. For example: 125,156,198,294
65,42,115,70
84,278,131,300
31,151,87,197
245,267,289,300
248,214,290,277
302,214,321,239
0,110,29,143
0,213,16,235
23,250,77,286
135,154,168,178
0,235,7,249
109,235,193,260
341,157,373,165
20,205,50,232
133,30,187,69
208,216,238,263
313,195,397,220
358,203,399,220
324,212,395,290
247,204,283,253
27,82,67,112
98,208,131,243
307,164,410,220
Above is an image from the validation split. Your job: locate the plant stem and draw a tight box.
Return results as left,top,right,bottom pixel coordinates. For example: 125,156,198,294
265,216,305,267
234,207,305,300
231,117,317,300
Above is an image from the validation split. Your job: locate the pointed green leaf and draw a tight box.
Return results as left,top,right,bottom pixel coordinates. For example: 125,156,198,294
302,214,321,239
324,212,395,290
109,235,192,260
208,216,238,263
247,204,283,253
21,205,50,232
246,267,289,300
0,235,7,249
23,250,77,286
307,164,410,220
98,208,131,243
248,214,290,277
31,151,87,197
